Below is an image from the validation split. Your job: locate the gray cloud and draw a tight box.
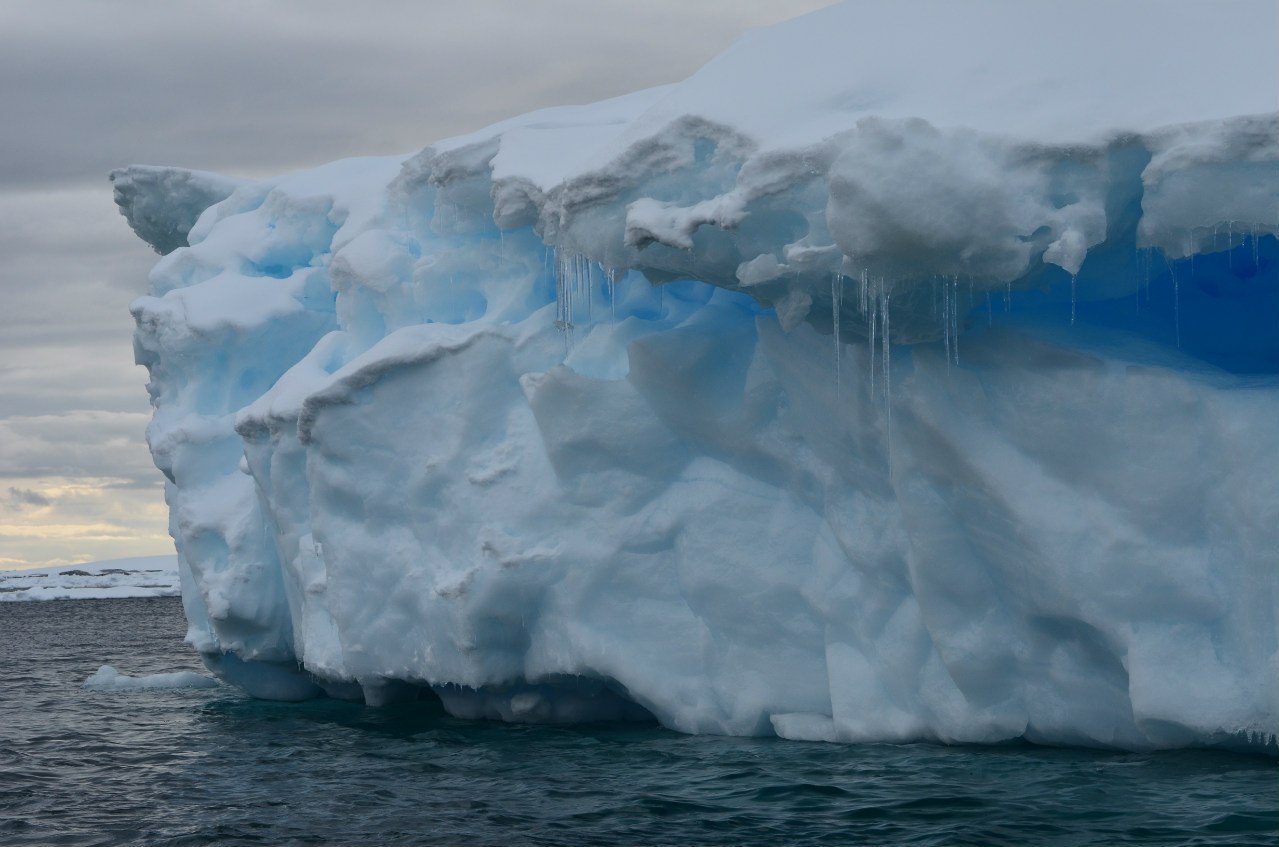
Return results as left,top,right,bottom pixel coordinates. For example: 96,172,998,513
0,411,156,484
6,486,51,509
0,0,835,189
0,189,154,417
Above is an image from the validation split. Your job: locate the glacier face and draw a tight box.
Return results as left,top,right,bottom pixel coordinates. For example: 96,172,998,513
115,0,1278,752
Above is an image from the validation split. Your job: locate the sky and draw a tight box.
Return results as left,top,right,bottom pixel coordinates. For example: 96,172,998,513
0,0,836,569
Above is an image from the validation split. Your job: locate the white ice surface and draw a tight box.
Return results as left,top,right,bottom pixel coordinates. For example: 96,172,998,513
600,0,1277,154
0,556,179,602
117,0,1277,753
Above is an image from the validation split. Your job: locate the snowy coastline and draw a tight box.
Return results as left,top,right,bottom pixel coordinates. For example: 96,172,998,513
0,555,180,602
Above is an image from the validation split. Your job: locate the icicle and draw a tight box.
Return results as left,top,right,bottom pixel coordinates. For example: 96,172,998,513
881,278,891,405
943,275,951,374
881,277,893,473
553,247,577,352
1070,272,1078,326
951,275,960,366
606,266,622,324
568,256,577,345
1135,248,1142,315
1173,262,1181,349
868,277,877,398
1145,246,1156,310
832,274,844,396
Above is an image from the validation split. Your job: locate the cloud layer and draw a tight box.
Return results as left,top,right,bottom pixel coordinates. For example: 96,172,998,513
1,0,834,188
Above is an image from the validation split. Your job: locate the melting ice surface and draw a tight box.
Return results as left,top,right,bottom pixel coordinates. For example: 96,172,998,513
113,0,1278,752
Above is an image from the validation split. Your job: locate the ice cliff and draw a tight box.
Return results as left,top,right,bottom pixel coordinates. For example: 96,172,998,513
114,0,1278,753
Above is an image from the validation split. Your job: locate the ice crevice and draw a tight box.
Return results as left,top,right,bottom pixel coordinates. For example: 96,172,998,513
116,0,1277,754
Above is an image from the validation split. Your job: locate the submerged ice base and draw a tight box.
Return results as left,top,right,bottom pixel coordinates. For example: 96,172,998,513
116,0,1277,753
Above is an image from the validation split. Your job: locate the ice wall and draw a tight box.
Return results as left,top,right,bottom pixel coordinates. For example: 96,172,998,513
115,0,1278,753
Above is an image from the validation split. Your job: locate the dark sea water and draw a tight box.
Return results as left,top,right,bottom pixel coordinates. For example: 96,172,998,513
1,598,1275,846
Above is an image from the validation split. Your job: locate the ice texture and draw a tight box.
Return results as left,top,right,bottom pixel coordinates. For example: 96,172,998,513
117,0,1277,753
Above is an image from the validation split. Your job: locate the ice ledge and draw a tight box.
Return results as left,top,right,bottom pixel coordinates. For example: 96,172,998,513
110,165,246,255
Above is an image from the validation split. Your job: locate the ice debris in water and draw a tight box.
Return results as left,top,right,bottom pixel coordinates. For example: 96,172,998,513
113,0,1278,754
84,665,220,691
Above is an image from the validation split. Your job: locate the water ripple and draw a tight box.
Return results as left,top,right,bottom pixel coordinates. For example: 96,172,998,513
2,598,1277,846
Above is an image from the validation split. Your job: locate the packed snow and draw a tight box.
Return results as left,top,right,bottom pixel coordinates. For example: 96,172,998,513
114,0,1277,753
0,555,179,602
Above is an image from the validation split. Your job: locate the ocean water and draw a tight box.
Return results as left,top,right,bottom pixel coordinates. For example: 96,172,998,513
1,598,1274,846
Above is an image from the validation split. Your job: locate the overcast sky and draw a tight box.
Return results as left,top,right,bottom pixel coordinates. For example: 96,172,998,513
0,0,836,569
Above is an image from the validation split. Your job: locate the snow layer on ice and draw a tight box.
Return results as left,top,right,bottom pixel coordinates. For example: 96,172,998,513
116,0,1277,753
604,0,1275,153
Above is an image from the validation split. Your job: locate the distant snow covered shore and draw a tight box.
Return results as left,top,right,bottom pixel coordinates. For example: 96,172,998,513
0,555,180,602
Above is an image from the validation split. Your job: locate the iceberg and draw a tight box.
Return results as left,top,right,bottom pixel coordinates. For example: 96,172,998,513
114,0,1278,752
